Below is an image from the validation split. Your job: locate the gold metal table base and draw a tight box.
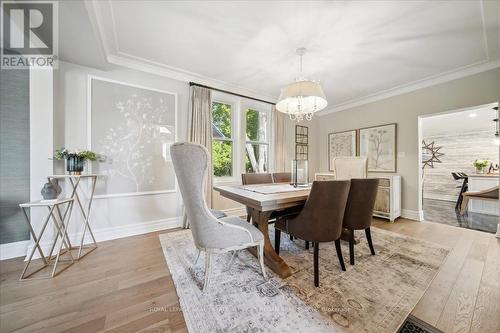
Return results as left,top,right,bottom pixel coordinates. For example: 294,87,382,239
19,199,75,280
48,175,99,260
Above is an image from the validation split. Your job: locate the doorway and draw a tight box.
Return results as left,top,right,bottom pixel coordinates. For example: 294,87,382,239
418,103,499,234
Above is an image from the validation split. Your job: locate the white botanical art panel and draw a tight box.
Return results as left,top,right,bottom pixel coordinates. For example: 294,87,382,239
359,123,397,172
328,130,357,171
90,77,176,196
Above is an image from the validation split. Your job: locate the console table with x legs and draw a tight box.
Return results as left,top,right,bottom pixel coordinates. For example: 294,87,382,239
19,198,75,280
47,175,100,260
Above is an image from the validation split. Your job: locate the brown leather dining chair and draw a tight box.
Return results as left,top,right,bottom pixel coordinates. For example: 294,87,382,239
241,173,274,222
272,172,292,183
342,178,379,265
274,180,351,287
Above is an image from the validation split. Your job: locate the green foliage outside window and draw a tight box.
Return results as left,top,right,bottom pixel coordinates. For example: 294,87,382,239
213,141,232,177
212,104,268,176
212,102,232,177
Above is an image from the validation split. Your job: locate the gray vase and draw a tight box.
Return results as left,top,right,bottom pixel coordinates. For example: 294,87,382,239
41,179,62,200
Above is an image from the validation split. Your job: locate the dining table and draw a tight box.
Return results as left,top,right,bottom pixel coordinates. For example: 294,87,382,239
213,183,310,278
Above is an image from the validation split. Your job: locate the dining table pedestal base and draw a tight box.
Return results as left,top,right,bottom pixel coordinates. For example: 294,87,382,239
248,209,292,279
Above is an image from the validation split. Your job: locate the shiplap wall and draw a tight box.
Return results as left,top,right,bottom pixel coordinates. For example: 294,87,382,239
423,130,498,201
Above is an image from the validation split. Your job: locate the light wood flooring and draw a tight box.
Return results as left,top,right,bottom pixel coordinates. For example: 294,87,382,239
1,218,499,333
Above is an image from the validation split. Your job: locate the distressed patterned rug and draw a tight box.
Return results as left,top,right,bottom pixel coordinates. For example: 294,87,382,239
159,227,449,333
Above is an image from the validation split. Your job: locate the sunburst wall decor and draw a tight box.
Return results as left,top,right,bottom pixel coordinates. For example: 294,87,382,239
422,140,444,169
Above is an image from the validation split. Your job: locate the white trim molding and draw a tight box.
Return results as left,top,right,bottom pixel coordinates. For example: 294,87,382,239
402,209,425,222
0,217,183,261
86,74,179,198
85,0,500,116
318,60,500,116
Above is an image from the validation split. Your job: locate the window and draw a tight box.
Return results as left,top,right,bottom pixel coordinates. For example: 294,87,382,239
212,102,233,177
245,109,269,173
211,94,272,180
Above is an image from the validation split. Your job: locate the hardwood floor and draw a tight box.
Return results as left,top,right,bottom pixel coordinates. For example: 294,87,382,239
1,219,498,332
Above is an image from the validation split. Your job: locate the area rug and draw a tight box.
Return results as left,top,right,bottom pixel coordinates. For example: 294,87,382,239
159,227,449,333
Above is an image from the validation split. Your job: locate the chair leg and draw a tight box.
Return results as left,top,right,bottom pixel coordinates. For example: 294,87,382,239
246,213,251,223
365,228,375,255
226,250,238,271
290,235,294,241
274,228,281,256
257,243,267,279
305,241,309,250
460,196,469,216
313,242,319,287
193,249,201,266
203,252,211,292
334,239,346,271
349,230,355,265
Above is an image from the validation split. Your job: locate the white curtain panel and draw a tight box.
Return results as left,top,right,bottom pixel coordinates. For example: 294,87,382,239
184,86,213,228
273,106,287,172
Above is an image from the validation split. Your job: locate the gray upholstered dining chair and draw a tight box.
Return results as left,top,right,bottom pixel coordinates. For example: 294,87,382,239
171,142,266,291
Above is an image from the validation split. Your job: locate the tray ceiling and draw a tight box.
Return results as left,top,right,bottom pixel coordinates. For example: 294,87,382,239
65,1,500,113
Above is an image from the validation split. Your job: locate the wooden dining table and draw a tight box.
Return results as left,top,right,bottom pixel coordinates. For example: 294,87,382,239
213,183,310,278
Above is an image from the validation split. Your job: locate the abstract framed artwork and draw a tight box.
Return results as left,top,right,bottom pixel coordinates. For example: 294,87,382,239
88,76,177,198
328,130,357,171
359,123,397,172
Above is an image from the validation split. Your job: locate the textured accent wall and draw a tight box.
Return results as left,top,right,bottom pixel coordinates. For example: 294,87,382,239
0,69,30,244
423,130,498,201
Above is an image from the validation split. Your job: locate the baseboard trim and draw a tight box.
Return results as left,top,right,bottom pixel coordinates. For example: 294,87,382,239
0,240,31,261
0,216,183,261
401,209,424,221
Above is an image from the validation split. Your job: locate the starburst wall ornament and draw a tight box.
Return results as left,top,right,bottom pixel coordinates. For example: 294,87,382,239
421,140,444,169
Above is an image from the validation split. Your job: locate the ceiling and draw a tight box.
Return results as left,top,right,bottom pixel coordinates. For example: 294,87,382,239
60,1,500,113
422,104,498,137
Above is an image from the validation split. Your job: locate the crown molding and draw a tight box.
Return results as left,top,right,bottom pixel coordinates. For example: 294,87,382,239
84,0,278,103
85,0,498,114
317,59,500,116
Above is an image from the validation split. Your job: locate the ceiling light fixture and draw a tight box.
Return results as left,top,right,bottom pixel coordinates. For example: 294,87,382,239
468,113,477,118
275,48,328,122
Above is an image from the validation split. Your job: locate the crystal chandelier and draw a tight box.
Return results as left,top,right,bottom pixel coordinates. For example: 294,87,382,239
276,48,328,122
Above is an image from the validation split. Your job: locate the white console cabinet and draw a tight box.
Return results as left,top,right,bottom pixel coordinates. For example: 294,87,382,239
372,175,401,222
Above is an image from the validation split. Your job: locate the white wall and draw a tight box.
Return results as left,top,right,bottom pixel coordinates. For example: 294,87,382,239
313,68,500,219
53,61,189,244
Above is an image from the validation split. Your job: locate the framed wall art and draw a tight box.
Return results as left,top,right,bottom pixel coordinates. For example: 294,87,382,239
88,76,177,198
328,130,357,171
358,123,397,172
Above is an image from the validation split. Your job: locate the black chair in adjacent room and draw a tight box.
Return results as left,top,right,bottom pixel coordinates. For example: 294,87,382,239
451,172,468,210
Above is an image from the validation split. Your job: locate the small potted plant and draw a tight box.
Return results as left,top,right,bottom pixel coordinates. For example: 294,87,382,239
473,159,490,174
54,148,100,175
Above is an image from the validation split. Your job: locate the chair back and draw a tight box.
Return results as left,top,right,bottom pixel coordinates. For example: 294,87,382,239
343,178,379,230
288,181,351,242
241,173,273,185
272,172,291,183
170,142,220,249
333,157,368,180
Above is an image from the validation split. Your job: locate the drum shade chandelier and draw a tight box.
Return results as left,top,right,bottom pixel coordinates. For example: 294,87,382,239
276,48,328,122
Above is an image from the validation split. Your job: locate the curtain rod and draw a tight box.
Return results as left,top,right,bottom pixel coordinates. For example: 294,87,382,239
189,82,275,105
